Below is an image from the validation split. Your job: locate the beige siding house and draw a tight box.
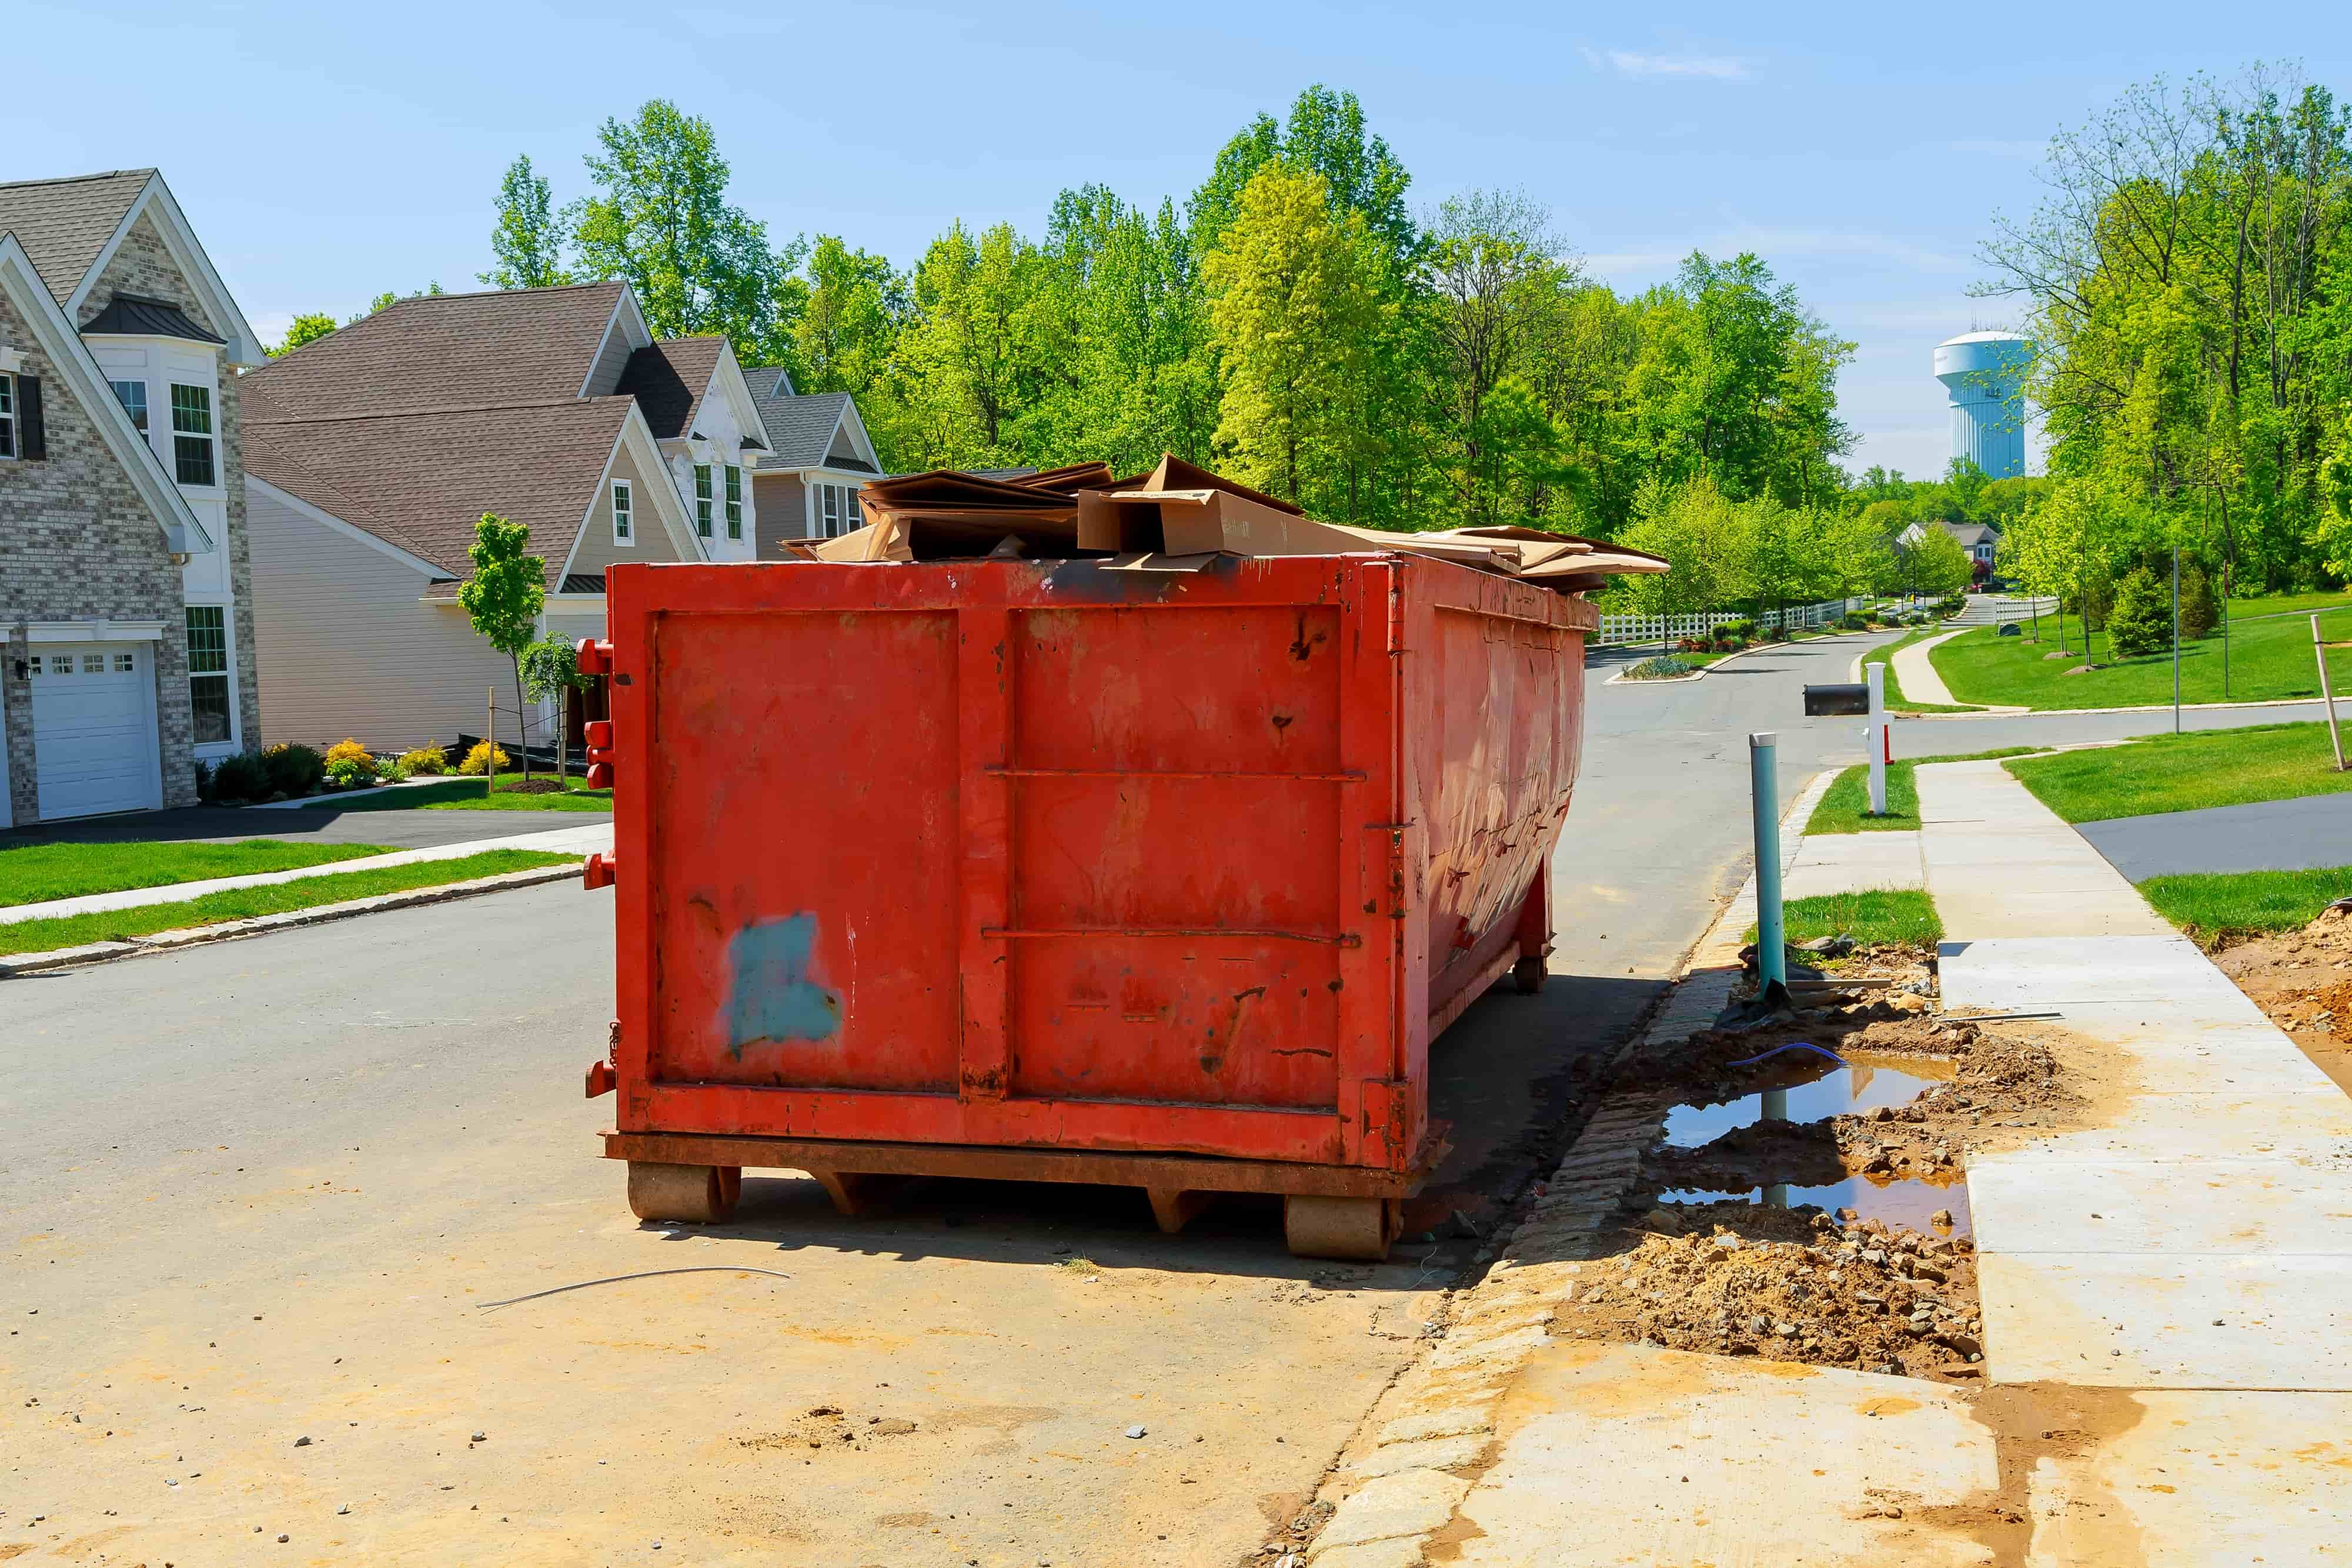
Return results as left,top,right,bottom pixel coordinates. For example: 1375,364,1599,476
743,370,883,553
239,282,756,753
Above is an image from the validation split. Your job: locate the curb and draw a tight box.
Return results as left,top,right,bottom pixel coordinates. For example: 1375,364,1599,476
0,862,582,978
1282,769,1836,1567
243,776,452,809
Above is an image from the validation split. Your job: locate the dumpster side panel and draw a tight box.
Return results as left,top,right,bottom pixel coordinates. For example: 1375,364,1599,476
644,606,963,1092
1409,576,1586,1032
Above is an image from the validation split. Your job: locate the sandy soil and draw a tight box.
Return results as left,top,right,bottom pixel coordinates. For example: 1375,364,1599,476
2212,904,2352,1095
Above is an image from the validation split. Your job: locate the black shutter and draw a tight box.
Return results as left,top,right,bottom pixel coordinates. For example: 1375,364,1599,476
16,375,42,460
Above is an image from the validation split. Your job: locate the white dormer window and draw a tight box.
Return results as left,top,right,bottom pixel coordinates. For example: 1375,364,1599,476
694,463,713,539
171,382,216,486
613,480,633,544
724,464,743,540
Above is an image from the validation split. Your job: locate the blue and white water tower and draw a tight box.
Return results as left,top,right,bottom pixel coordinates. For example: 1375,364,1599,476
1935,330,2032,479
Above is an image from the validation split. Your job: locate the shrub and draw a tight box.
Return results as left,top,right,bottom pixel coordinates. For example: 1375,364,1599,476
1842,611,1869,630
1713,618,1756,641
193,758,216,804
324,737,375,770
2180,566,2219,639
457,740,510,776
397,745,449,776
2107,567,2174,657
1765,625,1792,643
324,756,376,789
211,751,270,804
260,742,325,797
1624,655,1698,680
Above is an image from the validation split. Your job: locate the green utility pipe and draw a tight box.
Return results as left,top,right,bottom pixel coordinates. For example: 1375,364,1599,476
1750,731,1786,998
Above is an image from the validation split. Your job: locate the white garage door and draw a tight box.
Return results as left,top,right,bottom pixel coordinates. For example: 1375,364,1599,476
31,643,162,819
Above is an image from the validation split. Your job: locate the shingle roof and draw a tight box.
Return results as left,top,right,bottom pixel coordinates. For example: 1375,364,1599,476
80,292,223,344
0,169,152,302
614,337,724,439
743,368,853,470
244,394,634,589
240,282,628,420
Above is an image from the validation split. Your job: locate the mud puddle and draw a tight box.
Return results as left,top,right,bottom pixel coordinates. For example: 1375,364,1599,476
1662,1053,1953,1145
1661,1178,1968,1238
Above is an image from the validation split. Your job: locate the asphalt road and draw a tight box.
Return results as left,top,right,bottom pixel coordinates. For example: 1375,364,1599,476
0,800,606,850
2080,793,2352,881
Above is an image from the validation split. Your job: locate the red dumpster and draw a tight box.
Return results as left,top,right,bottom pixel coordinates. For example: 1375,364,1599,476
585,550,1595,1258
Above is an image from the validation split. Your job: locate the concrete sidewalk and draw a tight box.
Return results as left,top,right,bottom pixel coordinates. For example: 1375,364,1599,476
0,822,609,926
1919,758,2352,1555
1890,628,1966,705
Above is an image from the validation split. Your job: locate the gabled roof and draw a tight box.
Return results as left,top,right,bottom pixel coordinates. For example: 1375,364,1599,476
0,169,152,306
614,337,725,439
0,231,212,557
242,281,629,419
79,293,224,344
243,392,639,589
743,369,857,470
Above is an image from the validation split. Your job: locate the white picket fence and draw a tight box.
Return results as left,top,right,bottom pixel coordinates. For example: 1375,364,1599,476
1595,598,1857,648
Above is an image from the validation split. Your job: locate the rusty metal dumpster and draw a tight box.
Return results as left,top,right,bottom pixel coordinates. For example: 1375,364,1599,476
583,550,1596,1258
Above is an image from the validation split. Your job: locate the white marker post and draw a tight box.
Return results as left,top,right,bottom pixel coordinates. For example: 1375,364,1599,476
1866,661,1888,815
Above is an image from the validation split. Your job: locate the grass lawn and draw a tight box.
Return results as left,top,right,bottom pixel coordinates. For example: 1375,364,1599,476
2227,591,2352,623
1860,628,1984,714
1806,748,2049,834
309,773,612,813
1930,604,2347,710
0,838,385,908
2138,865,2352,948
2004,722,2352,824
0,848,577,956
1748,888,1944,947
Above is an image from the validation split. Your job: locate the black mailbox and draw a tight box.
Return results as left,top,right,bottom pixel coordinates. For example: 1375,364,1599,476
1803,682,1870,717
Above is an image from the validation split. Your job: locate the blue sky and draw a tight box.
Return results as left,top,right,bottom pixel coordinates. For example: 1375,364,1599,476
18,1,2349,480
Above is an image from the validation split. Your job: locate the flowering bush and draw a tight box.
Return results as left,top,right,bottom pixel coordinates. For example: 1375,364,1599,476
457,740,510,776
397,745,449,776
324,756,377,789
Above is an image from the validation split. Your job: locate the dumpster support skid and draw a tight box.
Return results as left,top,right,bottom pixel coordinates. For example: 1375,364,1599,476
602,1131,1438,1261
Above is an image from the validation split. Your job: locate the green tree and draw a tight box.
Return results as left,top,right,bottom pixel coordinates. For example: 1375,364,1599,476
270,313,339,356
480,155,573,290
519,636,592,786
2106,566,2174,656
1204,163,1384,506
567,100,804,364
456,514,546,786
1902,526,1977,603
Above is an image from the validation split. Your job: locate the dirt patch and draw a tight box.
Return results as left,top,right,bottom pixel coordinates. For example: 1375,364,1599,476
2210,906,2352,1095
1552,1217,1985,1383
737,1404,924,1453
493,778,567,795
1557,979,2098,1387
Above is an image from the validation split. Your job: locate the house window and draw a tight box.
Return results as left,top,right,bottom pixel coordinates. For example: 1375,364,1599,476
819,483,841,539
694,464,713,538
0,373,13,459
82,653,105,673
112,379,148,433
613,480,633,544
186,605,232,744
171,383,216,486
848,486,863,528
724,464,743,540
114,653,135,672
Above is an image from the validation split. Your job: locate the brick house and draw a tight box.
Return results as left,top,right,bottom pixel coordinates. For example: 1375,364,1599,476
0,169,268,825
238,281,881,753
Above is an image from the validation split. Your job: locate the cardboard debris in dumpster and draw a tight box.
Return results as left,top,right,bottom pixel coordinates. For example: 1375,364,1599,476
810,453,1668,590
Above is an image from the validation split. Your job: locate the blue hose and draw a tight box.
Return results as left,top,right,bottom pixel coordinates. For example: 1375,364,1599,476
1726,1041,1848,1069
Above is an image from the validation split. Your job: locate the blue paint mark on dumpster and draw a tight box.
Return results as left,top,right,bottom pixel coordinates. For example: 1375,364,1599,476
725,914,843,1056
